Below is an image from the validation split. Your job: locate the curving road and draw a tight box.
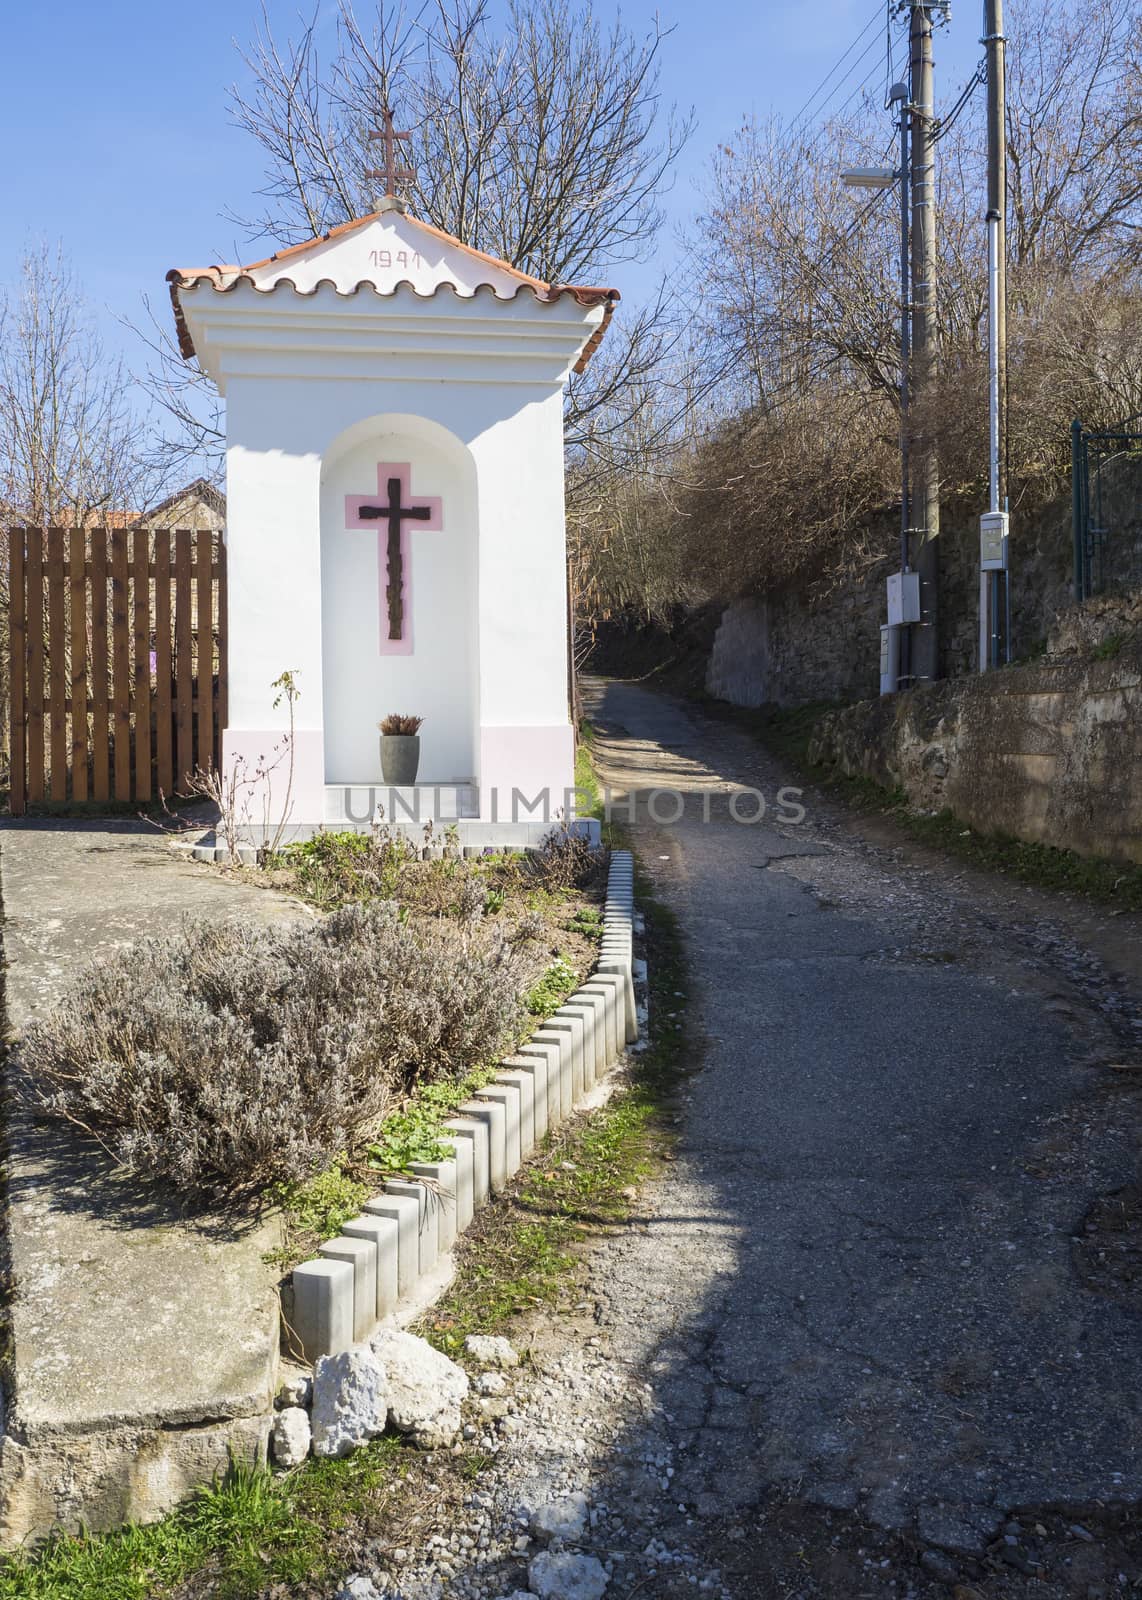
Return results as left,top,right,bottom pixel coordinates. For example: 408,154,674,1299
580,676,1141,1564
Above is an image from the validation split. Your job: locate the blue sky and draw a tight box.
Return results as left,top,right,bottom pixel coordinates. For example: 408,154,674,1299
0,0,983,368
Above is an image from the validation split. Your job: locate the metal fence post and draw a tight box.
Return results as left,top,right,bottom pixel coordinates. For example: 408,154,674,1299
1070,418,1085,603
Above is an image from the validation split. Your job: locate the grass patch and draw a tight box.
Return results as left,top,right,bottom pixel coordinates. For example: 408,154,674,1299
0,1445,401,1600
575,720,604,823
5,1436,442,1599
897,807,1142,910
422,865,692,1353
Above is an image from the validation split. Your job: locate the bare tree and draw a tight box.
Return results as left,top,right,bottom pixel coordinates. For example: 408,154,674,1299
1005,0,1142,276
0,244,172,780
595,0,1142,620
231,0,690,281
226,0,691,444
131,294,225,485
0,243,163,525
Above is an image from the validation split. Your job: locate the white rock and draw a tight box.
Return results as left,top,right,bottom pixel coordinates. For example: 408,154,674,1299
531,1493,590,1543
271,1405,311,1468
493,1592,539,1600
476,1371,508,1395
370,1327,469,1449
277,1368,312,1408
310,1346,388,1459
464,1333,520,1368
336,1578,382,1600
528,1551,608,1600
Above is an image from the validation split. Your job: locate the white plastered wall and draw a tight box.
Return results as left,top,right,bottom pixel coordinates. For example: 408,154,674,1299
320,414,478,786
218,358,574,827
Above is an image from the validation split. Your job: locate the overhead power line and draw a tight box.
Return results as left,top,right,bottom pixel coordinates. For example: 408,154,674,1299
787,4,884,135
934,60,987,141
574,186,897,469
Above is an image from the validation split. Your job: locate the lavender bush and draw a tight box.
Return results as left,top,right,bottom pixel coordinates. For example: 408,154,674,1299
18,903,525,1198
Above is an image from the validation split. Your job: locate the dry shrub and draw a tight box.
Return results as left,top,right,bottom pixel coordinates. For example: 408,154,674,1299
532,826,609,891
18,903,525,1199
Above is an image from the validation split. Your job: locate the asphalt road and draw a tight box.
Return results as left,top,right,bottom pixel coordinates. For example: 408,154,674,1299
582,677,1141,1554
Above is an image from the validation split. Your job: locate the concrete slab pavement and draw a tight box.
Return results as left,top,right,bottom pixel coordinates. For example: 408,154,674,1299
0,819,306,1544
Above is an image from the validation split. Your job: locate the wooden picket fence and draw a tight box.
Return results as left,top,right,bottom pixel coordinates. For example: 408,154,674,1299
7,526,226,814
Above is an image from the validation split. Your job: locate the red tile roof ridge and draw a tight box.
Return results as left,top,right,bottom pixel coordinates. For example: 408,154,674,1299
168,208,618,303
166,268,618,363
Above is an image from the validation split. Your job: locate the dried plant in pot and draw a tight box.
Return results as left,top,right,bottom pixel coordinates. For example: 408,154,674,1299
379,713,424,785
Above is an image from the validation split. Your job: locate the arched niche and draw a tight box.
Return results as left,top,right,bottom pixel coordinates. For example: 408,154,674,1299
319,413,479,786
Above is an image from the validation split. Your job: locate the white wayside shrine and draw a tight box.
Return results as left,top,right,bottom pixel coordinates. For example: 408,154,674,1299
167,200,616,844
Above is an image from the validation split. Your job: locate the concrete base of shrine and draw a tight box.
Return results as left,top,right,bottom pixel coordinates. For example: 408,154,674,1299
177,814,600,862
326,783,481,827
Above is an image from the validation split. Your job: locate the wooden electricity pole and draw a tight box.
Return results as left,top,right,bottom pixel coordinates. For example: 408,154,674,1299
979,0,1011,670
909,2,941,681
985,0,1007,511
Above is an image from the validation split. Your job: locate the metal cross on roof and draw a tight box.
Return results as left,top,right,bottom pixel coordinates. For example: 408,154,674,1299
366,108,415,200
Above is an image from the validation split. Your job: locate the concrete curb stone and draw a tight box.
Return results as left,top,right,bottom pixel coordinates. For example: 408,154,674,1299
408,1159,459,1252
318,1236,378,1344
459,1098,508,1192
287,850,639,1360
363,1194,419,1297
443,1117,491,1209
384,1179,439,1275
474,1082,523,1175
342,1214,400,1319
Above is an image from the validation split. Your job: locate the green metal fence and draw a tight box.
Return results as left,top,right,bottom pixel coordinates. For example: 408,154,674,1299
1071,413,1142,602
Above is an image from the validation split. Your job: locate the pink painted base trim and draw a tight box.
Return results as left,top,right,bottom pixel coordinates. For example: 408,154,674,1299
478,724,576,822
222,728,325,831
344,461,444,656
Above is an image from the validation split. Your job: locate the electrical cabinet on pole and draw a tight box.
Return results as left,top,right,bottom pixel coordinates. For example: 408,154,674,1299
909,3,941,682
979,0,1010,670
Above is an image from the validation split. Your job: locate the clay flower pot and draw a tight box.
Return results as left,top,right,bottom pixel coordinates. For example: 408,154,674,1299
380,734,420,786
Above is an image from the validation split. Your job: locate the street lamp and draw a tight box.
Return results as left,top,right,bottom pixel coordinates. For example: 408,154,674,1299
840,167,897,188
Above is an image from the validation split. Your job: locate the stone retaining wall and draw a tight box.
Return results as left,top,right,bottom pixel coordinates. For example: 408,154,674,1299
807,650,1142,865
704,472,1142,709
285,850,638,1362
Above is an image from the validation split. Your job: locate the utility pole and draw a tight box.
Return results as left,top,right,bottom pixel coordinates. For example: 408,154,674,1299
979,0,1010,669
909,2,940,682
895,80,912,688
841,83,912,694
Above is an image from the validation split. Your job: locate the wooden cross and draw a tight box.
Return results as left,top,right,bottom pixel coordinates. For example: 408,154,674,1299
345,464,443,654
366,108,415,198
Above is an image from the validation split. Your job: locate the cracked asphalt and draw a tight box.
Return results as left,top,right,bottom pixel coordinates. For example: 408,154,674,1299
366,678,1142,1600
580,678,1141,1559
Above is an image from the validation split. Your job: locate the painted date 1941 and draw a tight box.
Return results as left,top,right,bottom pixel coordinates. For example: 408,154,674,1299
369,249,422,270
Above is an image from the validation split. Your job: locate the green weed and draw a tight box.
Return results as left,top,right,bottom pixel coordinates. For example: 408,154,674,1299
1093,631,1125,661
524,955,579,1018
367,1068,496,1173
564,905,603,939
574,725,604,823
265,1156,372,1269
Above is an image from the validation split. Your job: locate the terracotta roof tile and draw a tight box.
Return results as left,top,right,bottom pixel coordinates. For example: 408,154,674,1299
167,207,618,366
